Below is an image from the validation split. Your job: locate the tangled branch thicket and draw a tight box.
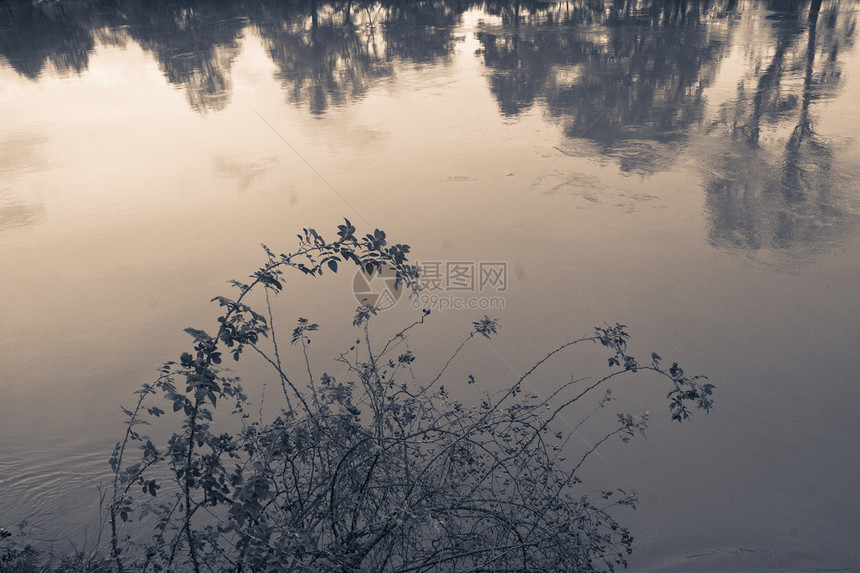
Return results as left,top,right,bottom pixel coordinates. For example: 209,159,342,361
108,221,714,573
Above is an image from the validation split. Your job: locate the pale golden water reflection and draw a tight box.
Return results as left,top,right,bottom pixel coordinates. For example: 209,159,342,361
1,0,860,570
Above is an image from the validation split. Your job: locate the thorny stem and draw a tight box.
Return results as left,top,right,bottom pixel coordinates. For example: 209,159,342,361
265,287,292,413
249,344,323,432
362,321,386,438
300,334,317,405
183,404,202,573
422,332,474,396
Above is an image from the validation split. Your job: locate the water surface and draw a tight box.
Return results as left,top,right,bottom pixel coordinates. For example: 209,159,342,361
1,1,859,570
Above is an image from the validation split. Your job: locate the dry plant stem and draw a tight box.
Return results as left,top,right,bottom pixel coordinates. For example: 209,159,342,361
361,321,386,438
388,337,604,516
422,332,473,395
300,335,316,401
265,288,291,413
249,344,314,420
109,390,148,572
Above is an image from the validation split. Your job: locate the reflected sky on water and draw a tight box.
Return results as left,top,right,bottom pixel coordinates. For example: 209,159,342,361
1,0,859,570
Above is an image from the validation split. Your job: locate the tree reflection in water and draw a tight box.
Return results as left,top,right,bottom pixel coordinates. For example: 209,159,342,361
0,0,95,79
252,2,391,117
119,0,246,113
475,0,857,257
0,0,856,255
705,0,856,255
253,1,463,115
477,0,732,174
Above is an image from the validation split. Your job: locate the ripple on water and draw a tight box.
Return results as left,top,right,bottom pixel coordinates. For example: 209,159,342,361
0,446,113,542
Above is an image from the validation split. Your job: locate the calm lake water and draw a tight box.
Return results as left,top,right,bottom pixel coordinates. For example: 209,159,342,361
2,0,860,570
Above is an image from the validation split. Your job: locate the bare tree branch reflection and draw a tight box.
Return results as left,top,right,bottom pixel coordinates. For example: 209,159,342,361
477,0,733,174
705,0,856,255
253,1,462,115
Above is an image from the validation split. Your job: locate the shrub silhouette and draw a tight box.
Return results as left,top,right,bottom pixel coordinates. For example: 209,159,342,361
110,221,713,572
